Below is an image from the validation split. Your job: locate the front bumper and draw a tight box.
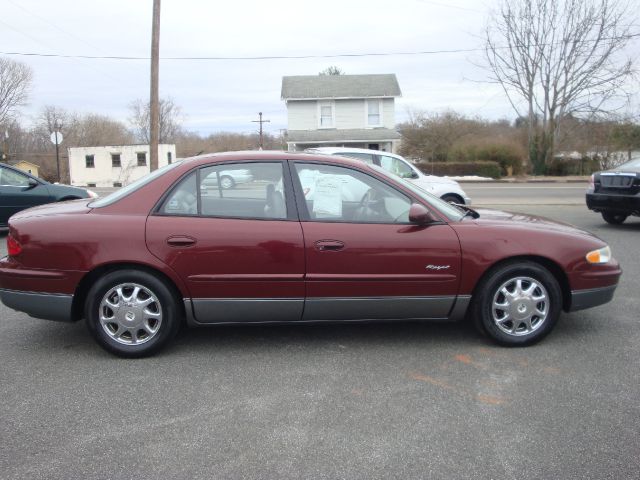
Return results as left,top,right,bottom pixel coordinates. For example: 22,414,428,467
0,288,73,321
586,192,640,214
568,284,618,312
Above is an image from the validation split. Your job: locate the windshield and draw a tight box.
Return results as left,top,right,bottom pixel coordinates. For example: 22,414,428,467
368,164,465,221
90,161,182,208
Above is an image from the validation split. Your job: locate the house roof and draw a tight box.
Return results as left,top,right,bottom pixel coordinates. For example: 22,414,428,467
286,128,401,143
281,74,401,100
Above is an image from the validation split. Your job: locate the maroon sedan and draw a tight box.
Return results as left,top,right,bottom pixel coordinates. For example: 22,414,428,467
0,152,622,357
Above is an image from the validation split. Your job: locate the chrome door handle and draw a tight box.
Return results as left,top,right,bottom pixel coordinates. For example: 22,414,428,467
166,236,197,247
314,240,345,251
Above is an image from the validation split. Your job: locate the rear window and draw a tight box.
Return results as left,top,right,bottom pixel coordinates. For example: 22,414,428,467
90,161,182,208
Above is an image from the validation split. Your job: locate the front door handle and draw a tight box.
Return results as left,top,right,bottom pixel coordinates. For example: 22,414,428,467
314,239,345,252
166,235,197,247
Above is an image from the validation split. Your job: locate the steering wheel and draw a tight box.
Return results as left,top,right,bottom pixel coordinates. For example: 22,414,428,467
359,189,375,209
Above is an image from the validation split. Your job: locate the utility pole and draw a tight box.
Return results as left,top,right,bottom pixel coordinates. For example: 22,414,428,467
49,120,63,182
252,112,270,150
1,130,8,163
149,0,161,171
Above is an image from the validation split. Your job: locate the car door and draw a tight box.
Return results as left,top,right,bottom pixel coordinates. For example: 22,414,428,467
291,161,462,321
145,161,306,324
0,165,52,225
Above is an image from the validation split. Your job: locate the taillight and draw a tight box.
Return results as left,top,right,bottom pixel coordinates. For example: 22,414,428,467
588,174,595,190
7,234,22,257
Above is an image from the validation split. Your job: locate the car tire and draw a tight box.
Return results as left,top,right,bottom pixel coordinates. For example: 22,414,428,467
472,261,562,346
85,269,181,358
601,212,627,224
441,194,462,204
220,175,235,189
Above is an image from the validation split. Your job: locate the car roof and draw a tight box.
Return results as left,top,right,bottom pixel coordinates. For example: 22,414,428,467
179,150,372,170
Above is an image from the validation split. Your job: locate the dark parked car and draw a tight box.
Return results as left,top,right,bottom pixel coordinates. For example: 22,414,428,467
0,163,97,228
0,151,622,357
586,157,640,224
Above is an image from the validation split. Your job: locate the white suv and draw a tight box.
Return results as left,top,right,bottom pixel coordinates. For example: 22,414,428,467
305,147,471,204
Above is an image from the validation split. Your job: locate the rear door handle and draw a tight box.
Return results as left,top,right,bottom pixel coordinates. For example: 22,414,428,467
166,235,197,247
314,240,345,252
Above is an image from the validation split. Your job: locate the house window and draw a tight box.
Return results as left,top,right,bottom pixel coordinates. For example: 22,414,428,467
87,183,97,188
137,152,147,166
113,182,122,188
85,155,95,168
367,99,382,127
318,101,334,128
111,153,121,167
167,151,172,164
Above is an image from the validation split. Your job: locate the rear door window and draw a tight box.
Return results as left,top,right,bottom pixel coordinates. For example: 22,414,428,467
160,162,288,220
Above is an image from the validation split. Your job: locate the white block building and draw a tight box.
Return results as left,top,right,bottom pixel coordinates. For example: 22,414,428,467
68,144,176,187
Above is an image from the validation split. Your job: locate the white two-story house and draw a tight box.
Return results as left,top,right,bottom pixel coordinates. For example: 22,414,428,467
281,74,402,153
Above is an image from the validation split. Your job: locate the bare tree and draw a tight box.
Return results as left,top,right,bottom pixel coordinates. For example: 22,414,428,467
129,97,183,144
484,0,637,173
319,66,345,76
0,58,33,125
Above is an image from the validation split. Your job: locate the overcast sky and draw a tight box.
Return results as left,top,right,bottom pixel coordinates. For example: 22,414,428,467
1,0,638,136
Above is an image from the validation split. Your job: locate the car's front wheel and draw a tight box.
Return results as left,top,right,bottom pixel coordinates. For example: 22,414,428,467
472,261,562,346
85,270,181,357
601,212,627,224
441,194,463,204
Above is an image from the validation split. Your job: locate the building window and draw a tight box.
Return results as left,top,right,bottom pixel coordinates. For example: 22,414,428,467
318,101,334,128
111,153,121,167
367,99,382,127
167,151,172,164
137,152,147,166
87,183,96,188
85,155,95,168
113,182,122,188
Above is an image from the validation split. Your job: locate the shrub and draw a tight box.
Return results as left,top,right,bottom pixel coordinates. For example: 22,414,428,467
449,140,525,175
416,161,501,179
546,157,600,175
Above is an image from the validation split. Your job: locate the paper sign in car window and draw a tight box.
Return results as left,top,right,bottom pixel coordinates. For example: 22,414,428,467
312,174,343,218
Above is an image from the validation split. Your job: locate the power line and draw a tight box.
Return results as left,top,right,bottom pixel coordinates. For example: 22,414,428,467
1,33,638,61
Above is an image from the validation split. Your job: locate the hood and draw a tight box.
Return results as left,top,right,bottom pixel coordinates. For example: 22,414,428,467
470,207,601,239
10,198,92,221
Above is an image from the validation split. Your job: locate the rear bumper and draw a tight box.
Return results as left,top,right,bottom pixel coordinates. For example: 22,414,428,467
569,284,618,312
0,288,73,322
586,192,640,214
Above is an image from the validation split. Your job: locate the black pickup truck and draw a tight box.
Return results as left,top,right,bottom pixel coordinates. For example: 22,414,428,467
586,157,640,224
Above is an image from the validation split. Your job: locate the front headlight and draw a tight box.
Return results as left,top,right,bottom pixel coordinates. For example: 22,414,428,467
86,189,99,199
586,246,611,264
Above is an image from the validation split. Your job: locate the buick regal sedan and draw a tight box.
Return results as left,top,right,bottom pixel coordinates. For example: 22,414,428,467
0,151,622,357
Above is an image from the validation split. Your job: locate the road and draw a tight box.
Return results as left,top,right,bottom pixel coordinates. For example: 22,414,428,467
463,181,588,205
0,186,638,480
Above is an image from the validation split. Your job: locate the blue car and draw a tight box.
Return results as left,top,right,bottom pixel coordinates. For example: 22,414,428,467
0,163,97,228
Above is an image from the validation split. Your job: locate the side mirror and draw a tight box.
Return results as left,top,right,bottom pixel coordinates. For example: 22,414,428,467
411,171,419,179
26,179,39,189
409,203,438,224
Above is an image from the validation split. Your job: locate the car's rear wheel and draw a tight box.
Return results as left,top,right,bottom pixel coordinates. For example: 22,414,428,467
220,175,235,189
601,212,627,224
472,261,562,346
85,270,181,357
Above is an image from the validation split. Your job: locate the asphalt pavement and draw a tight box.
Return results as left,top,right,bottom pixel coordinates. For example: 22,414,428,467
0,186,638,480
